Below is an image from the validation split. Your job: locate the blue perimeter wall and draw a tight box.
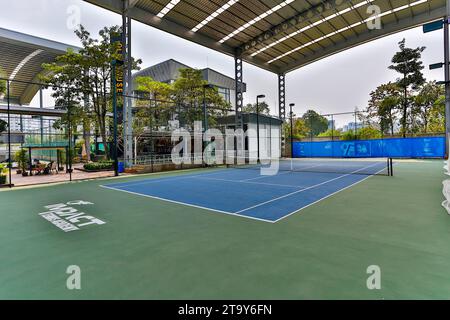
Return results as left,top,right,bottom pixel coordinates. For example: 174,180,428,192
293,136,446,158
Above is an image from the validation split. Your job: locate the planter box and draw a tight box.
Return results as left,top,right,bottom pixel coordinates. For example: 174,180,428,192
75,168,113,173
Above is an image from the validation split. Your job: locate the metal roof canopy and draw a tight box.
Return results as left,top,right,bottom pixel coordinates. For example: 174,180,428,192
84,0,447,75
0,27,80,105
0,104,67,117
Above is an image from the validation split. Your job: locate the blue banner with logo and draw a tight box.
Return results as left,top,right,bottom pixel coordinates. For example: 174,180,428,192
293,136,446,158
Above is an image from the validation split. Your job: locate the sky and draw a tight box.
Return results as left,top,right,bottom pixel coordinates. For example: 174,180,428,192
0,0,445,127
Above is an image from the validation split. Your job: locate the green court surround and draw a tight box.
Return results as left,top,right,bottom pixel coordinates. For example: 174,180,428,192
0,160,449,299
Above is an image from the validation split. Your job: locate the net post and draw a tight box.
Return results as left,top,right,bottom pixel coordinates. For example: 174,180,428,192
387,158,390,176
390,158,394,176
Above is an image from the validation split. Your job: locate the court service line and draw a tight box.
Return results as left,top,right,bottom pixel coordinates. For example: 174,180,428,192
100,185,274,223
239,164,323,182
190,176,304,189
235,162,383,214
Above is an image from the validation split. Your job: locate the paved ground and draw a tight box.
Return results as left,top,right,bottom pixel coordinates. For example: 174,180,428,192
5,164,115,186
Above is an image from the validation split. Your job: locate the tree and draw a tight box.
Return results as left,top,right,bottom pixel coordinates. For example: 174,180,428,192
42,25,142,160
428,95,445,134
388,39,426,137
132,76,172,158
367,82,401,135
301,110,328,136
243,101,270,115
171,68,230,129
357,126,382,140
318,129,341,138
412,81,444,134
284,118,309,140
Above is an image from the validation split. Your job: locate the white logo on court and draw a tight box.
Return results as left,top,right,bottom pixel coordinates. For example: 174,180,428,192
66,200,94,206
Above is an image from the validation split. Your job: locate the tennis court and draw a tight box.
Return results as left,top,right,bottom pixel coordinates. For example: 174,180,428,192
2,159,450,299
102,158,392,222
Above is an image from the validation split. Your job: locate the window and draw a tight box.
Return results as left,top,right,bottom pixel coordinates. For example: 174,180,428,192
218,87,230,103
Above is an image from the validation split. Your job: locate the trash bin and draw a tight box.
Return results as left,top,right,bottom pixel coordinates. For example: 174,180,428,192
118,162,125,173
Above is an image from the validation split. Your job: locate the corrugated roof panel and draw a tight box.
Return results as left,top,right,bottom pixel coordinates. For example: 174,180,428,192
84,0,447,73
0,29,76,104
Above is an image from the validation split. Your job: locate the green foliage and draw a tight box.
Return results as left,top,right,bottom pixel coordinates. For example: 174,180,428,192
368,82,401,135
41,25,142,159
136,69,231,133
317,129,341,138
301,110,329,136
243,101,271,115
341,127,381,141
14,149,28,171
367,80,444,136
341,130,356,141
134,76,173,134
283,118,310,140
83,160,114,171
412,81,444,133
357,127,382,140
389,39,426,136
428,95,445,133
0,163,8,184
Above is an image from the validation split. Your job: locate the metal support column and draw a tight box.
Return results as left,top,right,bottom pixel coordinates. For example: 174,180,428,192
7,80,12,187
112,61,119,177
445,3,450,157
278,74,286,120
39,87,44,144
278,74,286,157
122,0,134,167
234,53,244,130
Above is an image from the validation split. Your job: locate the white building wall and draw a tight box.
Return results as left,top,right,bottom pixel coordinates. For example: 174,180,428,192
247,122,281,160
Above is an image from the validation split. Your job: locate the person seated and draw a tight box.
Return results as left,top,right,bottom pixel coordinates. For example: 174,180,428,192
43,161,55,175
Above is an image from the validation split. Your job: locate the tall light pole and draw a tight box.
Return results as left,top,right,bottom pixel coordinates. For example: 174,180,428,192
256,94,265,163
111,59,123,177
289,103,295,159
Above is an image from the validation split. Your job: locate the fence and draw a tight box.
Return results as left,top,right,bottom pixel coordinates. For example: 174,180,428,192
293,136,446,159
0,77,241,186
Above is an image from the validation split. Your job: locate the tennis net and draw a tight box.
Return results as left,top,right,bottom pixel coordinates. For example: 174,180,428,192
227,157,394,176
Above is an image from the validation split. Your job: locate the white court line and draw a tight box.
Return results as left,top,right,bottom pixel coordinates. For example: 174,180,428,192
235,162,383,214
105,169,229,188
240,171,291,182
240,164,324,182
100,185,274,224
190,176,304,188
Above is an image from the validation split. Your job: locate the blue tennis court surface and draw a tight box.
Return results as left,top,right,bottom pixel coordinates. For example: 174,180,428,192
102,159,389,223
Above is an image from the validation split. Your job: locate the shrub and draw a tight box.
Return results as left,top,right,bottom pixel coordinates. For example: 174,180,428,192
83,161,114,171
0,164,8,185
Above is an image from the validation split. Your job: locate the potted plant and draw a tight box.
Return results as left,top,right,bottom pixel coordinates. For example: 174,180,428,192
0,163,8,186
57,149,65,171
15,149,27,175
15,149,29,176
